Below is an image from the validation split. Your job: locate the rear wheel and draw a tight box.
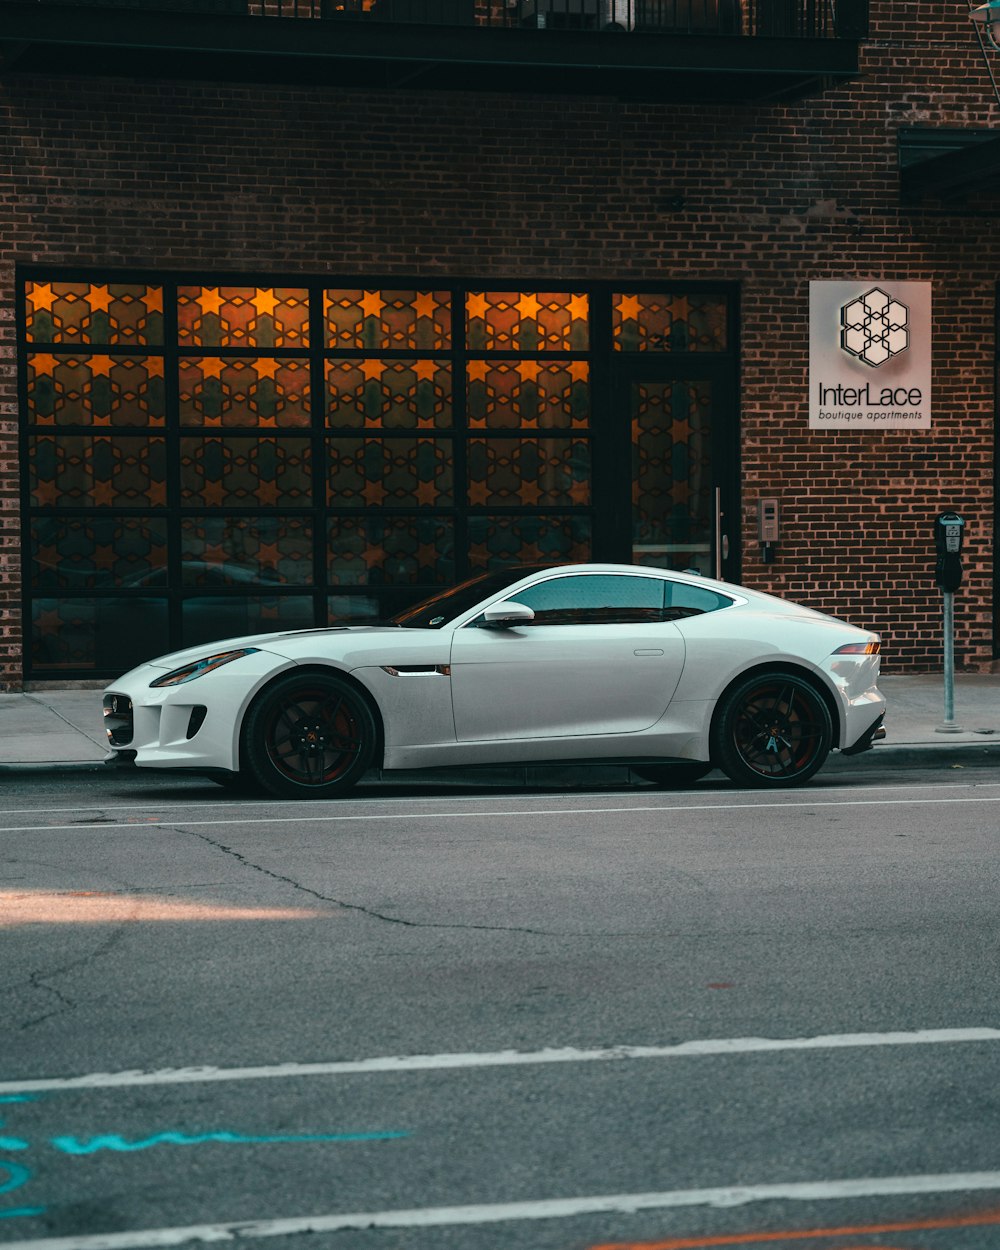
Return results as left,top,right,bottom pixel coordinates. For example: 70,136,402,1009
631,762,713,787
243,672,376,799
711,673,833,788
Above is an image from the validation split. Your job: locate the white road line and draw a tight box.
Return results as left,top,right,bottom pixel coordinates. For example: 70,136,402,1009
4,1027,1000,1095
5,793,1000,833
1,780,997,819
5,1171,1000,1249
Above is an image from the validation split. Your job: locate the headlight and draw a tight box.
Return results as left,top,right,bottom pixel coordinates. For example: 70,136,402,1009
149,648,260,688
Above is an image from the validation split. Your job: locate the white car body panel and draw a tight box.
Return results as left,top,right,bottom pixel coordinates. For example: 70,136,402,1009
102,563,886,784
449,620,686,741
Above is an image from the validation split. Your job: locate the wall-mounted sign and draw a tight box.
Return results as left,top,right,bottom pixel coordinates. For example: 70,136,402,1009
809,280,932,429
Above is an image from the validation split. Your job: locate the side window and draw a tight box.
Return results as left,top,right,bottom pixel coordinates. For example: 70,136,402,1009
663,580,734,616
496,574,666,626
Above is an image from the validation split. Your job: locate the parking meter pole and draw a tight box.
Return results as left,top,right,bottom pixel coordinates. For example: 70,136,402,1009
933,512,965,734
936,589,963,733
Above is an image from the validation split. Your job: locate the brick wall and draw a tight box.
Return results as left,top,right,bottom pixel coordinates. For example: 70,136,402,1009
1,0,996,687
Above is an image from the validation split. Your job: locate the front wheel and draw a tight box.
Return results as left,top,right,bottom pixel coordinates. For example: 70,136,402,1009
711,673,833,788
243,672,377,799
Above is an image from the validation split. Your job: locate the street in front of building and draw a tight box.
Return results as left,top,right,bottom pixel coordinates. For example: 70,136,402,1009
3,756,1000,1250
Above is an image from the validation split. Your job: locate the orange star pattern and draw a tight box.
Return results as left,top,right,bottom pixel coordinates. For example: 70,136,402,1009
87,286,115,315
251,289,280,318
359,291,385,320
29,283,58,314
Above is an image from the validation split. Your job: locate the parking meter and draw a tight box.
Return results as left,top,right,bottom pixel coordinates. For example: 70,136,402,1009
933,512,964,592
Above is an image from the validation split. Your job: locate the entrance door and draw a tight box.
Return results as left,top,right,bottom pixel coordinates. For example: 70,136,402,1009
610,362,739,581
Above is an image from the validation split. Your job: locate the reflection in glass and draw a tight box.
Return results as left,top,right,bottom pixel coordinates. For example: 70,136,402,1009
29,436,167,508
631,379,713,574
31,518,168,590
180,517,313,587
467,515,591,569
32,598,169,671
328,516,455,586
181,596,315,649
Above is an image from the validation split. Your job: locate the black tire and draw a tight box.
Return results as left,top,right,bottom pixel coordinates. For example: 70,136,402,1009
711,672,833,788
632,762,714,787
243,672,376,799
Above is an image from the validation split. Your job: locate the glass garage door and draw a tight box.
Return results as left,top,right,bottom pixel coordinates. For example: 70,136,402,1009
19,274,737,678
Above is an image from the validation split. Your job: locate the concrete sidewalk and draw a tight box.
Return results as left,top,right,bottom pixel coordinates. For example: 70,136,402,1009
0,674,998,777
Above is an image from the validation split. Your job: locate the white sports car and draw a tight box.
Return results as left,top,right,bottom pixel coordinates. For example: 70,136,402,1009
103,563,886,796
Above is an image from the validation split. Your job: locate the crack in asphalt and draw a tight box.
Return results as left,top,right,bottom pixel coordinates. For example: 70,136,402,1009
19,924,130,1030
167,823,571,937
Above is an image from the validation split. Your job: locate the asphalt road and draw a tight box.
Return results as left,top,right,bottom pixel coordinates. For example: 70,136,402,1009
2,759,1000,1250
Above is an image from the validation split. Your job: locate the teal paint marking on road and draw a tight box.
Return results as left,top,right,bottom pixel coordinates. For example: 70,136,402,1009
0,1106,44,1220
0,1159,31,1198
51,1129,410,1155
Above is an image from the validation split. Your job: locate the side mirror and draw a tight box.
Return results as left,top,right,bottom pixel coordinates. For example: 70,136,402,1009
481,601,535,628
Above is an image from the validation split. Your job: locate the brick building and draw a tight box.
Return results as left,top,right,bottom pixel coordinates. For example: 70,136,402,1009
1,0,997,689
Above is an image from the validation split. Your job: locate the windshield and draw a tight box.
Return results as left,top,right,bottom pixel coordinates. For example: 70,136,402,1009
389,566,549,629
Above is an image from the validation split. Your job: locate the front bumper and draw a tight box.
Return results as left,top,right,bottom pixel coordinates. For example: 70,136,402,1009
102,651,294,773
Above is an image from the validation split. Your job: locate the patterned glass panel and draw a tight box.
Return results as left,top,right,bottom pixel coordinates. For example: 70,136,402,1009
181,596,315,650
328,516,455,586
179,437,312,506
26,355,165,427
466,437,591,506
466,292,589,352
32,598,169,671
631,379,713,573
24,281,164,346
467,515,592,570
180,517,314,586
31,518,168,591
467,360,590,429
29,436,167,507
325,360,452,429
177,286,310,348
324,289,451,350
613,292,728,352
327,438,453,506
179,358,311,428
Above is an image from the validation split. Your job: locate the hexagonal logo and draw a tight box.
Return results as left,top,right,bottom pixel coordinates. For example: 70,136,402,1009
840,287,909,368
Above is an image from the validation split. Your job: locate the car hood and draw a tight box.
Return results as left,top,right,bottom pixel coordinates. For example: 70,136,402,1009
142,624,416,670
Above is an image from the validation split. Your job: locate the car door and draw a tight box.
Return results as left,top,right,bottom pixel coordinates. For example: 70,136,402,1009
449,572,686,742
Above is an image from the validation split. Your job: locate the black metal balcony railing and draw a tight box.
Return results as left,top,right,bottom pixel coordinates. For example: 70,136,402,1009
12,0,867,38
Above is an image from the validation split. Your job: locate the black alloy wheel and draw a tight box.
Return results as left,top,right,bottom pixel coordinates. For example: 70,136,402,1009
711,673,833,788
243,672,377,799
